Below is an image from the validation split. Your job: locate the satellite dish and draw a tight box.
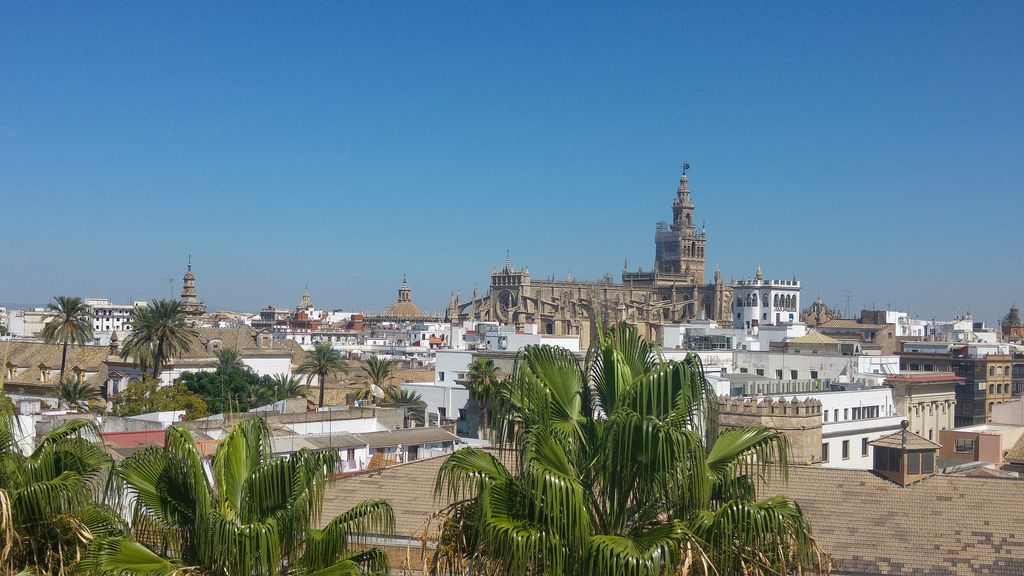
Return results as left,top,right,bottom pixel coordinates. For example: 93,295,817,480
370,384,385,399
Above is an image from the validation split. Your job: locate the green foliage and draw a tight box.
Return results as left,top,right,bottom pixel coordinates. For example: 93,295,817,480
120,299,198,377
113,378,210,420
0,403,124,575
82,418,394,575
360,355,395,401
41,295,94,381
297,343,347,408
55,375,99,411
385,388,427,426
267,373,310,402
465,357,500,438
214,347,244,370
178,368,273,414
432,321,828,576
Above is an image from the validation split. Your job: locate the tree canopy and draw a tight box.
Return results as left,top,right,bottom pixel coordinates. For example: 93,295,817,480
432,321,827,576
112,377,210,420
120,299,198,377
81,418,395,575
178,367,274,414
41,295,94,381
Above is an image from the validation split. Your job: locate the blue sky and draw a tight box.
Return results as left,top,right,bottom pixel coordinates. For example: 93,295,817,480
2,2,1021,323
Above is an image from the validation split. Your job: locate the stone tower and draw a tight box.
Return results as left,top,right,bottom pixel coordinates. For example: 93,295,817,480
716,395,823,465
298,287,314,311
179,256,207,317
655,169,706,283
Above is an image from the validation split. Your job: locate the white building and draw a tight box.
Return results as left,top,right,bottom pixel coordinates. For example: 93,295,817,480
732,267,801,330
663,319,807,352
86,298,142,343
732,350,900,383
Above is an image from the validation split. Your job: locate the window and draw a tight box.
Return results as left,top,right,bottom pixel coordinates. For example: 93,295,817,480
810,370,818,379
989,367,995,376
791,370,798,379
852,407,861,420
954,438,975,453
775,370,783,379
756,369,764,376
924,364,933,371
907,452,920,474
843,408,849,420
823,411,829,422
922,451,935,474
842,440,850,460
821,443,829,462
439,371,445,382
861,438,869,456
834,409,839,422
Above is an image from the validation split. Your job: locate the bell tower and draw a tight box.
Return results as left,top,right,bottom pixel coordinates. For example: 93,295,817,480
656,164,706,283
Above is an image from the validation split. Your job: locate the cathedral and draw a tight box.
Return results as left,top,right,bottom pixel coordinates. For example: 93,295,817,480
446,169,733,347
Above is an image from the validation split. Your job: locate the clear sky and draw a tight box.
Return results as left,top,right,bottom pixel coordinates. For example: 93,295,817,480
2,2,1022,323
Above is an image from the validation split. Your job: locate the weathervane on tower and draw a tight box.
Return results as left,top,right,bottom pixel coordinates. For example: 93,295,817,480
680,162,690,176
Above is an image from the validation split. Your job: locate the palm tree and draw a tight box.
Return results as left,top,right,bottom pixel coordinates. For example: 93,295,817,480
267,373,310,401
120,299,198,378
82,418,394,575
215,347,244,370
385,388,427,427
0,404,125,575
297,343,347,408
361,355,395,401
465,357,499,439
41,295,94,381
432,321,825,576
56,375,100,411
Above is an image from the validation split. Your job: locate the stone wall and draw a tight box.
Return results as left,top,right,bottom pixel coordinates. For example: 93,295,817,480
717,395,823,465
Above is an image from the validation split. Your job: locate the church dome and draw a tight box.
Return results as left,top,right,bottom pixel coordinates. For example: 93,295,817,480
385,277,422,318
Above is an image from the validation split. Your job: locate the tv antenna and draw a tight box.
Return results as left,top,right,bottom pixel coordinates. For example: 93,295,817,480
844,287,853,319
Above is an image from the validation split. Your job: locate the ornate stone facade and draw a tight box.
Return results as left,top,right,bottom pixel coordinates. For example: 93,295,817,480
447,171,733,347
179,256,207,317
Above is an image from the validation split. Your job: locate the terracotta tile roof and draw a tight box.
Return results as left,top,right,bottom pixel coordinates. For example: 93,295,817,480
356,428,459,449
761,467,1024,576
1006,435,1024,464
885,372,964,384
1,341,110,389
321,457,1024,575
789,330,840,345
818,319,888,330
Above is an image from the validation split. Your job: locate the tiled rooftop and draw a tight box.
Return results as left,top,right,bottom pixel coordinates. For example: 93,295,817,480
320,455,1024,576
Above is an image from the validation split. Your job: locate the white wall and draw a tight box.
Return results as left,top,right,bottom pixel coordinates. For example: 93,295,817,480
242,356,293,378
821,415,905,470
284,417,386,435
790,388,902,470
435,350,474,385
402,381,471,423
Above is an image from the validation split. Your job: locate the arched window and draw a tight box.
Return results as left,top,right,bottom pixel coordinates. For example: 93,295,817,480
989,367,995,376
762,293,769,307
774,294,780,307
